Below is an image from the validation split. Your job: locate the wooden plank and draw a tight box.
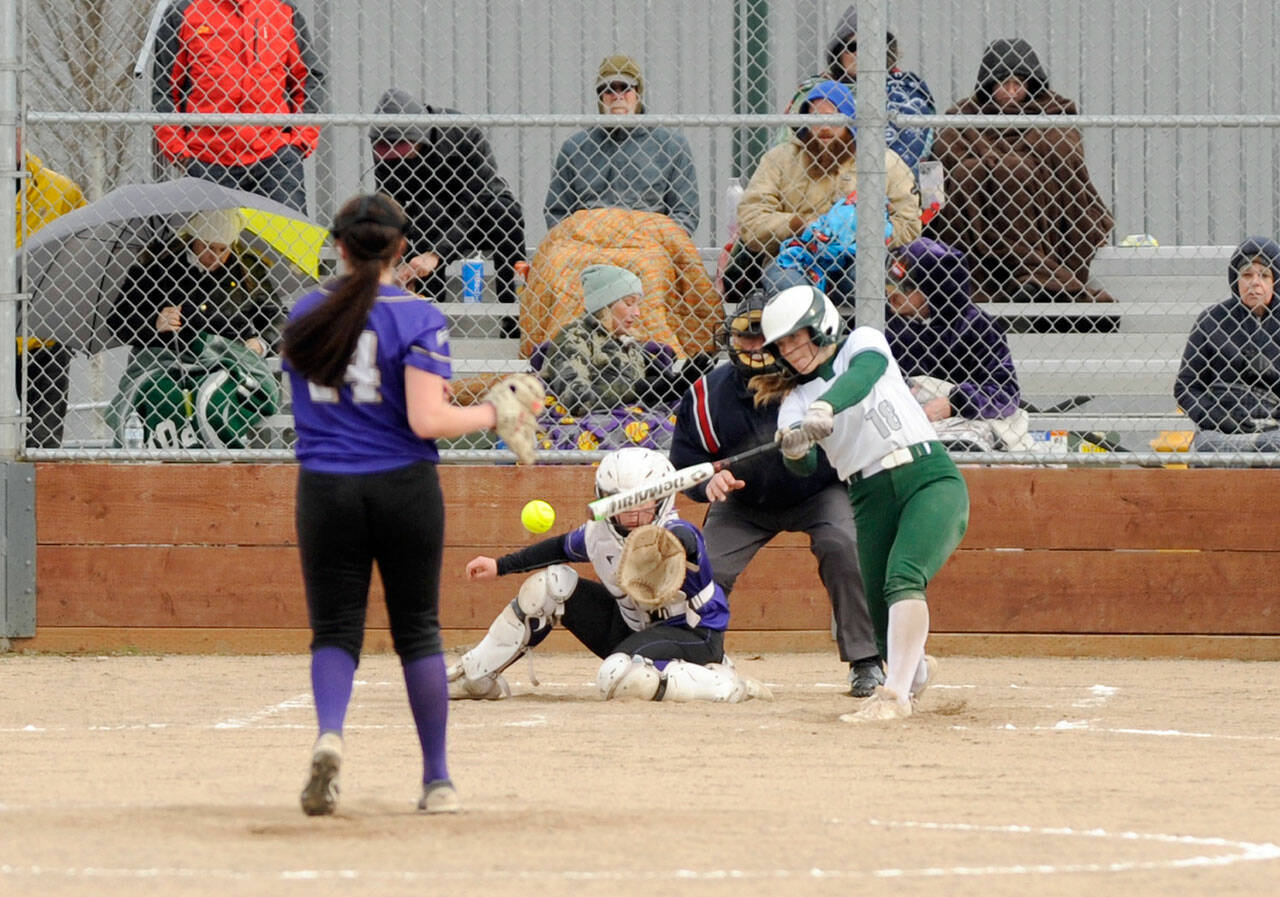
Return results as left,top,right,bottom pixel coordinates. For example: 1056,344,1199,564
35,463,300,546
36,544,1280,635
13,628,1280,661
35,546,595,629
33,463,651,546
959,468,1280,550
37,464,1280,552
929,548,1280,633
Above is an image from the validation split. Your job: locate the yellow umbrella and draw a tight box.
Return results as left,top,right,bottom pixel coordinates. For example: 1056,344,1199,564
239,208,328,280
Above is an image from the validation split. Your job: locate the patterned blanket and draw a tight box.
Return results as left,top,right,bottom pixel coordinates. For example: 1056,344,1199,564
519,208,722,360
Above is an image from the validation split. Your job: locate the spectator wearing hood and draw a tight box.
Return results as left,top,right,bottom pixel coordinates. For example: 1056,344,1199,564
886,238,1022,427
15,146,87,448
779,4,935,172
1174,236,1280,453
730,79,921,306
16,150,86,247
930,38,1115,303
370,88,527,313
543,55,700,237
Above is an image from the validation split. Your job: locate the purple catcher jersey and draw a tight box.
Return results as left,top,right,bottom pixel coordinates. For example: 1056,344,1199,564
285,283,452,473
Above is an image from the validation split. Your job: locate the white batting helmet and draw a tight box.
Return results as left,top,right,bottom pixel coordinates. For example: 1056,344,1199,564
760,284,843,348
594,447,677,536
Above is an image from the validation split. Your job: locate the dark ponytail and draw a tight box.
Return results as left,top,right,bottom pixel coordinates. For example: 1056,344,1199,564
282,194,409,387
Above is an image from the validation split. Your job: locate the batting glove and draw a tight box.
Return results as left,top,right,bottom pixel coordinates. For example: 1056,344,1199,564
800,400,835,441
777,425,814,460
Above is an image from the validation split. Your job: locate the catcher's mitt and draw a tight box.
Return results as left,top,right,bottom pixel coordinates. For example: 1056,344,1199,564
618,524,688,611
483,373,545,465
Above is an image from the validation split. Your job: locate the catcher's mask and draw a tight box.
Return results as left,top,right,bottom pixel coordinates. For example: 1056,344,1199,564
594,447,677,538
721,290,780,378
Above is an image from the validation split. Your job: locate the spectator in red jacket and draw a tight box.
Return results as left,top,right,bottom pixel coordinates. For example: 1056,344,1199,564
152,0,325,213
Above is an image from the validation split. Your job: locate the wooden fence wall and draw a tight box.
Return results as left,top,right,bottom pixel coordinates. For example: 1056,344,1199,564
19,464,1280,659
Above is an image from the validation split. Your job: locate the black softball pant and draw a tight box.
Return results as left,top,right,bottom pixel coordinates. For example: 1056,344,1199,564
559,578,725,665
296,461,446,664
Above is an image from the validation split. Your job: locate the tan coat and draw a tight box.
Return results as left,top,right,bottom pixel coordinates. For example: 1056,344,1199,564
736,138,921,257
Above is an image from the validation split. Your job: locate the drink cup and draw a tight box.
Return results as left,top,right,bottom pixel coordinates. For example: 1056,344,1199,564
461,258,486,302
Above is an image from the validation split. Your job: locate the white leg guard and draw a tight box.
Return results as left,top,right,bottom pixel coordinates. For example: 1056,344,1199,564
661,660,752,703
597,653,664,700
449,565,578,700
596,655,772,703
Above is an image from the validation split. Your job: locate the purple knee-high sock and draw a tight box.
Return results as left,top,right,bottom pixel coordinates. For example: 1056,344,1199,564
311,646,356,735
402,654,450,784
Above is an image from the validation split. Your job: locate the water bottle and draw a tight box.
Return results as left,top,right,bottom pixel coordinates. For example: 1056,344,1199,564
124,410,145,449
721,178,745,242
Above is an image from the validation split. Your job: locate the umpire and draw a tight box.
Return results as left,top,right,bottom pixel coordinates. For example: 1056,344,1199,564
670,291,883,696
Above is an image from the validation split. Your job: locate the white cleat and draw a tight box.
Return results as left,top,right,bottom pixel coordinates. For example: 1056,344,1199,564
742,676,775,702
300,731,343,816
418,779,461,814
910,654,939,702
446,666,511,701
838,686,912,723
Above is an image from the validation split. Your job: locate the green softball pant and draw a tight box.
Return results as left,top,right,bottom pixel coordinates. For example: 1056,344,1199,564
848,445,969,658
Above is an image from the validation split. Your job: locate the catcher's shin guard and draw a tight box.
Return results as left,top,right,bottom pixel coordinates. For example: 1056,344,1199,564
448,565,578,700
596,655,771,703
596,653,664,700
661,660,754,703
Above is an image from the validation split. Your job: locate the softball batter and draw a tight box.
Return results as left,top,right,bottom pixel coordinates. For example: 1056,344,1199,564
757,284,969,722
283,193,543,815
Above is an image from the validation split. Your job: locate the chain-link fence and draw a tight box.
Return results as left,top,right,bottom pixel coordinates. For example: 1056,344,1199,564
7,0,1280,466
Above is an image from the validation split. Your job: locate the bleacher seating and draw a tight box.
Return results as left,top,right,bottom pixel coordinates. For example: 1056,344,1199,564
54,245,1233,453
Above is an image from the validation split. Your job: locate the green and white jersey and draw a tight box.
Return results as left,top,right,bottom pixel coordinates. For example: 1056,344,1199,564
778,327,936,481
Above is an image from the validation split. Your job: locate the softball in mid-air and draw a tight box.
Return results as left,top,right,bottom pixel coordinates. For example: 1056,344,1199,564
520,499,556,533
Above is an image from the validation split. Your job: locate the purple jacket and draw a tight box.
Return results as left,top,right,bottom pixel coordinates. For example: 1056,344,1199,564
886,239,1021,419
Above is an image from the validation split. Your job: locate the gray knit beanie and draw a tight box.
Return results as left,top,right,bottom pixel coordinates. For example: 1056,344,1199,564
581,264,643,316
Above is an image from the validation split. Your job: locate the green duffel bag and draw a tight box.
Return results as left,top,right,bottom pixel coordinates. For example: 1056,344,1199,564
107,334,281,449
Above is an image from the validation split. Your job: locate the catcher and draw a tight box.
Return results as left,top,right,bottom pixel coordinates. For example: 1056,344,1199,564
449,447,771,702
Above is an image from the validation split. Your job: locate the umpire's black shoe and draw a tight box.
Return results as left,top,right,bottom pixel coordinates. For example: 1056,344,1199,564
848,658,886,698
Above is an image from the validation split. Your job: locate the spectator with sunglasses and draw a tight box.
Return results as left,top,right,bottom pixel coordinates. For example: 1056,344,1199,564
543,55,700,237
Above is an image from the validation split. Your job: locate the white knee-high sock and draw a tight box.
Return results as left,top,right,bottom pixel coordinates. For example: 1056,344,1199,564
884,597,929,704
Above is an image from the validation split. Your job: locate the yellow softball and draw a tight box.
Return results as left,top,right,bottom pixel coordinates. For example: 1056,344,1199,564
520,499,556,534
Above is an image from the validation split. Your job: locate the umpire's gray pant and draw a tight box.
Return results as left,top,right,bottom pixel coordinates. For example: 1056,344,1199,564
700,484,876,663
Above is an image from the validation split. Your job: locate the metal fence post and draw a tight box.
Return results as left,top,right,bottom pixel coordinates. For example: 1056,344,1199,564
1,0,34,644
854,0,887,331
2,0,22,459
732,0,770,179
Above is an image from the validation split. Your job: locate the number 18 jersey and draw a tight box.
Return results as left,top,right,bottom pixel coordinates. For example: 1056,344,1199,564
285,283,453,474
778,327,936,481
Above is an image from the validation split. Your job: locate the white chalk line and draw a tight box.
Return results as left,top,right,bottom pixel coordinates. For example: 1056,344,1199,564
1,820,1276,883
949,721,1280,742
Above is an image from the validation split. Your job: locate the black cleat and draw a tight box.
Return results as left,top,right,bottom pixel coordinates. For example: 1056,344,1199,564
848,658,886,698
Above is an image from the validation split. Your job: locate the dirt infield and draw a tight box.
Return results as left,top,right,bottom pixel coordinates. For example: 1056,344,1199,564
1,651,1277,897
